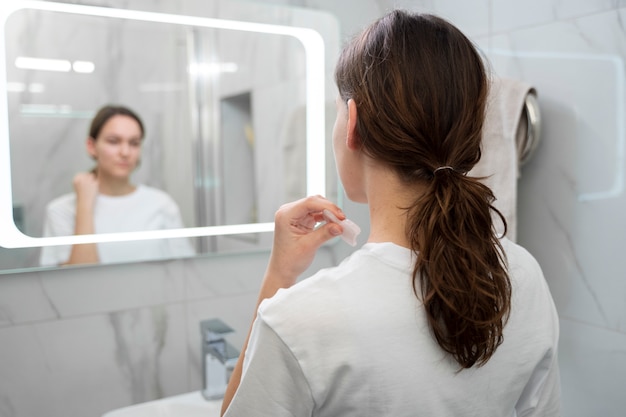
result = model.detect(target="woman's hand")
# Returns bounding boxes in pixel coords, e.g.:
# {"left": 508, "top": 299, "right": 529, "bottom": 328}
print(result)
{"left": 73, "top": 172, "right": 99, "bottom": 207}
{"left": 265, "top": 195, "right": 345, "bottom": 288}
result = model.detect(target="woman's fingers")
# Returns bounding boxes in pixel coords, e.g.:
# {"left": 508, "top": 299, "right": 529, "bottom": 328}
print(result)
{"left": 267, "top": 196, "right": 345, "bottom": 283}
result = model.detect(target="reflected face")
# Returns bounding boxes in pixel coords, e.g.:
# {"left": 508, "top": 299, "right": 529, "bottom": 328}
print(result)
{"left": 87, "top": 115, "right": 143, "bottom": 179}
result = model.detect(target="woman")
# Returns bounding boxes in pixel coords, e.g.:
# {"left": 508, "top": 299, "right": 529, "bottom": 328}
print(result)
{"left": 40, "top": 105, "right": 194, "bottom": 266}
{"left": 221, "top": 10, "right": 560, "bottom": 417}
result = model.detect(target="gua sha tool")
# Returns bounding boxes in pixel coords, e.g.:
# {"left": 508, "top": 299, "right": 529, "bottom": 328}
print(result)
{"left": 322, "top": 209, "right": 361, "bottom": 247}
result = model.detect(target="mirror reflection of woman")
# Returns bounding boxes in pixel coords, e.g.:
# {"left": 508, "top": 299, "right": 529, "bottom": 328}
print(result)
{"left": 39, "top": 105, "right": 194, "bottom": 266}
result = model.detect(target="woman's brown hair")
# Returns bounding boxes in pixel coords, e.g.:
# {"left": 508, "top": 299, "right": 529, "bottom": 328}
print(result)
{"left": 335, "top": 10, "right": 511, "bottom": 368}
{"left": 89, "top": 105, "right": 145, "bottom": 140}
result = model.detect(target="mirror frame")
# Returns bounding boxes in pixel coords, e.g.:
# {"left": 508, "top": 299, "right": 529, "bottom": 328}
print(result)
{"left": 0, "top": 0, "right": 327, "bottom": 249}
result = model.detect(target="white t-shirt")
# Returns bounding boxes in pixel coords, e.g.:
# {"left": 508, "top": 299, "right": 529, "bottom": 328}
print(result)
{"left": 39, "top": 185, "right": 195, "bottom": 266}
{"left": 224, "top": 240, "right": 561, "bottom": 417}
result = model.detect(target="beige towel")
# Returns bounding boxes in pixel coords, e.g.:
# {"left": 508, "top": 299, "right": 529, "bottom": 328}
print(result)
{"left": 470, "top": 78, "right": 537, "bottom": 242}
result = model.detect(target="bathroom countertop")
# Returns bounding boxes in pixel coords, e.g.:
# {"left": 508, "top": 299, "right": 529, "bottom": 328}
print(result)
{"left": 102, "top": 391, "right": 223, "bottom": 417}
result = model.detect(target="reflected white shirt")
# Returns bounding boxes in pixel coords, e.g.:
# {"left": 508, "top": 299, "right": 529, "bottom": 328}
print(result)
{"left": 39, "top": 184, "right": 195, "bottom": 266}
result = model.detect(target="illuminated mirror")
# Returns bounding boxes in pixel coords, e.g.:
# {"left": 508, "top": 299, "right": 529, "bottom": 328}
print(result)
{"left": 0, "top": 1, "right": 339, "bottom": 271}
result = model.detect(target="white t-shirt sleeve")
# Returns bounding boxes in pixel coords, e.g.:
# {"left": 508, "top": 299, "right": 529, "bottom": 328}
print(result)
{"left": 515, "top": 350, "right": 561, "bottom": 417}
{"left": 514, "top": 269, "right": 562, "bottom": 417}
{"left": 510, "top": 242, "right": 561, "bottom": 417}
{"left": 223, "top": 314, "right": 315, "bottom": 417}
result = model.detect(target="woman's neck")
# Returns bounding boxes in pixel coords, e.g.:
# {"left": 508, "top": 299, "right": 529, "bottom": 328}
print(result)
{"left": 97, "top": 176, "right": 136, "bottom": 196}
{"left": 364, "top": 165, "right": 426, "bottom": 249}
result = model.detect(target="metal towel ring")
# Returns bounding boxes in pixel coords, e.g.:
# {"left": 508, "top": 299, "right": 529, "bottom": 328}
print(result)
{"left": 519, "top": 92, "right": 541, "bottom": 165}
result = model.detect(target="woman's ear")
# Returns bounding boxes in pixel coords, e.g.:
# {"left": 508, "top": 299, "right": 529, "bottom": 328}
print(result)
{"left": 86, "top": 137, "right": 97, "bottom": 160}
{"left": 346, "top": 99, "right": 360, "bottom": 151}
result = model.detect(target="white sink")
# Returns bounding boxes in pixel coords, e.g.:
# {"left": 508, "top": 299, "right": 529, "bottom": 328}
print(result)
{"left": 102, "top": 391, "right": 222, "bottom": 417}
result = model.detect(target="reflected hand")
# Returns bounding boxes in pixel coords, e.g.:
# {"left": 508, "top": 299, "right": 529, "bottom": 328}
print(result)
{"left": 72, "top": 172, "right": 99, "bottom": 206}
{"left": 65, "top": 172, "right": 99, "bottom": 265}
{"left": 266, "top": 195, "right": 344, "bottom": 287}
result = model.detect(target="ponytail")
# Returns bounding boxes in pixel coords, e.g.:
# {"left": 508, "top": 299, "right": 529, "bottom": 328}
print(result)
{"left": 409, "top": 169, "right": 511, "bottom": 368}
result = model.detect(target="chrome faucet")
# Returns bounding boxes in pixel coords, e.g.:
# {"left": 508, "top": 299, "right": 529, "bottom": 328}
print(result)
{"left": 200, "top": 318, "right": 239, "bottom": 400}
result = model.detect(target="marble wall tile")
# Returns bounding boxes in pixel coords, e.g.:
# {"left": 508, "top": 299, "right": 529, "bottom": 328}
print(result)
{"left": 491, "top": 0, "right": 562, "bottom": 33}
{"left": 292, "top": 0, "right": 490, "bottom": 39}
{"left": 32, "top": 259, "right": 187, "bottom": 319}
{"left": 184, "top": 251, "right": 270, "bottom": 300}
{"left": 294, "top": 0, "right": 385, "bottom": 39}
{"left": 485, "top": 7, "right": 626, "bottom": 334}
{"left": 430, "top": 0, "right": 490, "bottom": 37}
{"left": 559, "top": 318, "right": 626, "bottom": 417}
{"left": 0, "top": 273, "right": 60, "bottom": 327}
{"left": 0, "top": 303, "right": 188, "bottom": 417}
{"left": 0, "top": 261, "right": 185, "bottom": 326}
{"left": 491, "top": 0, "right": 626, "bottom": 33}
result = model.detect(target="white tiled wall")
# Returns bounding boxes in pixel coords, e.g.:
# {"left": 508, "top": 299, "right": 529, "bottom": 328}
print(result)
{"left": 483, "top": 6, "right": 626, "bottom": 416}
{"left": 0, "top": 1, "right": 624, "bottom": 416}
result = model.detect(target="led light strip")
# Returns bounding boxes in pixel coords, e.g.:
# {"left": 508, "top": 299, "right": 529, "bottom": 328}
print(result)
{"left": 15, "top": 56, "right": 71, "bottom": 71}
{"left": 0, "top": 0, "right": 326, "bottom": 248}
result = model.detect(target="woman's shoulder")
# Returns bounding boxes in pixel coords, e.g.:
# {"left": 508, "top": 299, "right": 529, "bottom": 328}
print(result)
{"left": 43, "top": 193, "right": 77, "bottom": 228}
{"left": 500, "top": 238, "right": 555, "bottom": 306}
{"left": 46, "top": 192, "right": 76, "bottom": 212}
{"left": 501, "top": 238, "right": 543, "bottom": 276}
